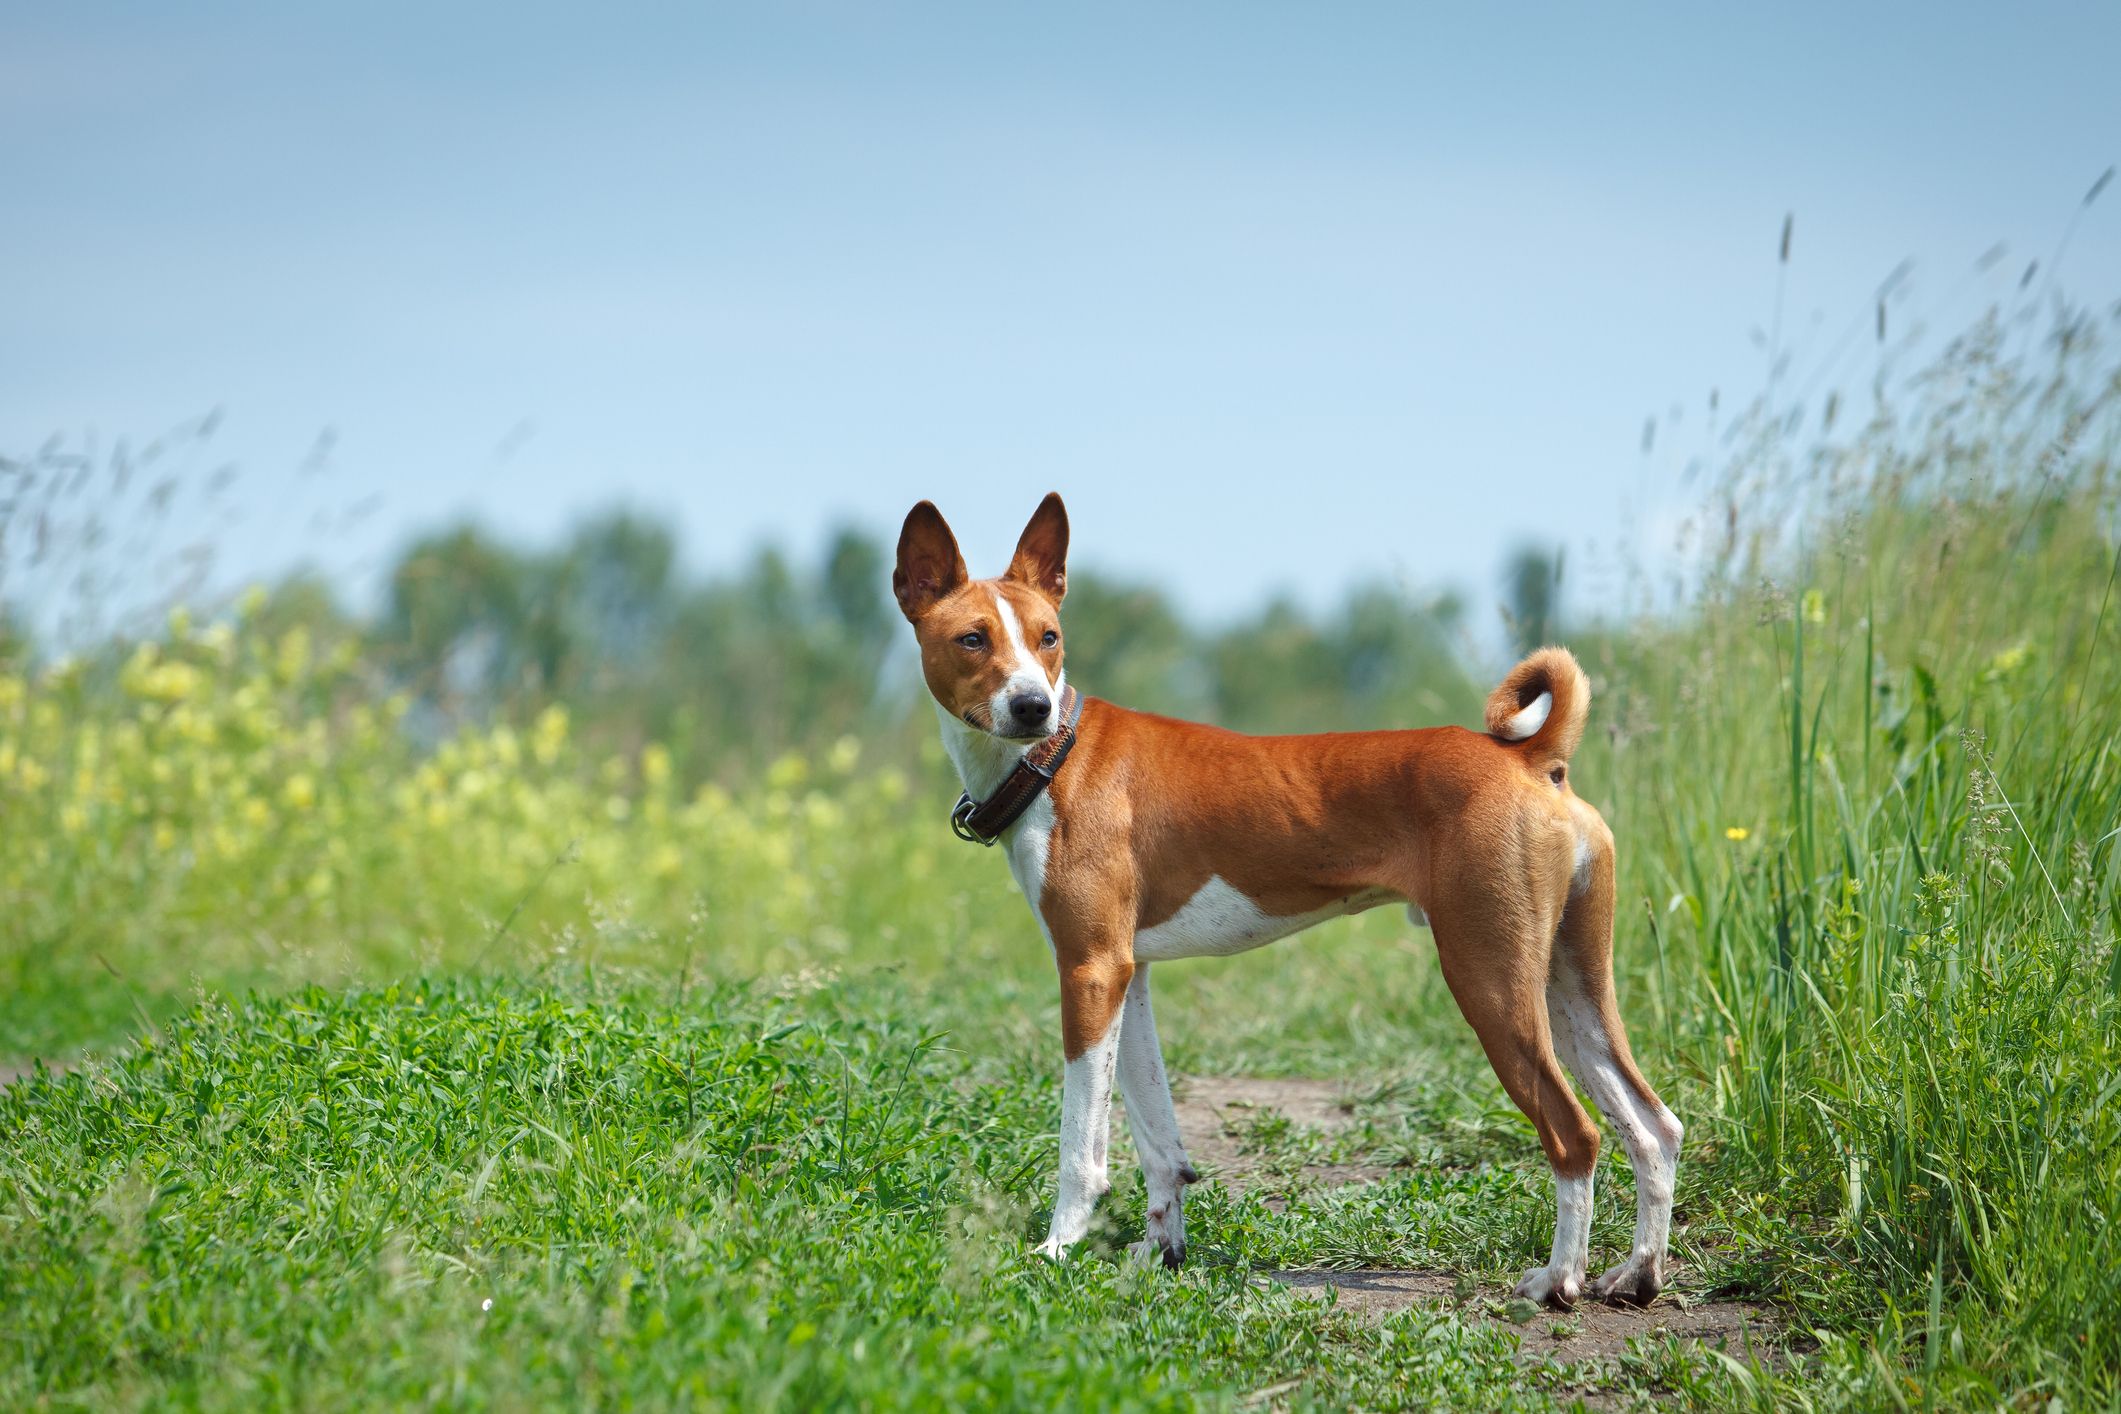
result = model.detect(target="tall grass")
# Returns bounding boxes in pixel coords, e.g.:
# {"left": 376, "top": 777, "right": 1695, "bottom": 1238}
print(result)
{"left": 1577, "top": 308, "right": 2121, "bottom": 1397}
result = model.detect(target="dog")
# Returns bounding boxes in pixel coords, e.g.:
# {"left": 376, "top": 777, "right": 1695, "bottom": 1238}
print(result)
{"left": 892, "top": 493, "right": 1682, "bottom": 1308}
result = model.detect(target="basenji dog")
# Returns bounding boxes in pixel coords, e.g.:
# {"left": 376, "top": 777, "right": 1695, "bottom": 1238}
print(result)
{"left": 893, "top": 493, "right": 1682, "bottom": 1308}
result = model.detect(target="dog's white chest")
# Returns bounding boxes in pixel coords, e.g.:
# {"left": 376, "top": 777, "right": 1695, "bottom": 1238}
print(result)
{"left": 1002, "top": 795, "right": 1058, "bottom": 946}
{"left": 1132, "top": 876, "right": 1353, "bottom": 961}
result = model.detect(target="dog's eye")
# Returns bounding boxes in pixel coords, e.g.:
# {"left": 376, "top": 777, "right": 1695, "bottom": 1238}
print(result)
{"left": 1041, "top": 630, "right": 1059, "bottom": 648}
{"left": 958, "top": 631, "right": 985, "bottom": 650}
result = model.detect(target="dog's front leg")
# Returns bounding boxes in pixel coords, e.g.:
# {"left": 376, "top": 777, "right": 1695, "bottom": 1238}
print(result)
{"left": 1034, "top": 954, "right": 1133, "bottom": 1260}
{"left": 1116, "top": 964, "right": 1198, "bottom": 1268}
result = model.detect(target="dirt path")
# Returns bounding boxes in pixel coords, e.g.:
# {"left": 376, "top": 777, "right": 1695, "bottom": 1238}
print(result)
{"left": 1166, "top": 1074, "right": 1780, "bottom": 1371}
{"left": 1172, "top": 1076, "right": 1396, "bottom": 1208}
{"left": 1, "top": 1058, "right": 78, "bottom": 1091}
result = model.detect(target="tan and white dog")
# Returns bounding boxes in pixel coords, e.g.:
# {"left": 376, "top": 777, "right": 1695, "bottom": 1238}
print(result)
{"left": 893, "top": 493, "right": 1682, "bottom": 1308}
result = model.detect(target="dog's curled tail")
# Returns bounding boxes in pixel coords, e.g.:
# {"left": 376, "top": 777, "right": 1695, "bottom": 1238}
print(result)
{"left": 1485, "top": 646, "right": 1590, "bottom": 771}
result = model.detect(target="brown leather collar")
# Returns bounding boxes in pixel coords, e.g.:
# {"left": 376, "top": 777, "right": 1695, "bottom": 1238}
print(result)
{"left": 949, "top": 684, "right": 1083, "bottom": 846}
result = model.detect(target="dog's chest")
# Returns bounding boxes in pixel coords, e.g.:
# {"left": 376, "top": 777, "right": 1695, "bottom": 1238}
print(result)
{"left": 1002, "top": 795, "right": 1058, "bottom": 942}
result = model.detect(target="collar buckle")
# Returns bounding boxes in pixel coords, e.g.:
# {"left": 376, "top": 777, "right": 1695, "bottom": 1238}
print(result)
{"left": 950, "top": 793, "right": 996, "bottom": 846}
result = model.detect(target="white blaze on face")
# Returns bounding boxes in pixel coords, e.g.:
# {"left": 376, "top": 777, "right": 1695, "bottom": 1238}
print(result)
{"left": 989, "top": 589, "right": 1056, "bottom": 736}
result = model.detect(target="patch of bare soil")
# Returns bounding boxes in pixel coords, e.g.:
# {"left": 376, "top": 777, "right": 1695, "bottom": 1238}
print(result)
{"left": 1169, "top": 1075, "right": 1781, "bottom": 1371}
{"left": 1, "top": 1058, "right": 76, "bottom": 1091}
{"left": 1274, "top": 1269, "right": 1778, "bottom": 1368}
{"left": 1169, "top": 1075, "right": 1390, "bottom": 1209}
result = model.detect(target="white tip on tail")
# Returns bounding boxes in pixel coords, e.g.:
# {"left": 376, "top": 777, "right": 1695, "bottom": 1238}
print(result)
{"left": 1500, "top": 690, "right": 1553, "bottom": 741}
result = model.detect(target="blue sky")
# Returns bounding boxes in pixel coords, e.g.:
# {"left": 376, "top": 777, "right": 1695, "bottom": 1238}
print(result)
{"left": 5, "top": 3, "right": 2117, "bottom": 641}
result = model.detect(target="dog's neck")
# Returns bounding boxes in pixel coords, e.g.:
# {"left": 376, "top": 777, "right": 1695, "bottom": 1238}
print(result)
{"left": 932, "top": 671, "right": 1068, "bottom": 803}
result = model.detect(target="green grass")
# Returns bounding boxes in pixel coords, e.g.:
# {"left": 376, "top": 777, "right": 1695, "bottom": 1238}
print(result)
{"left": 5, "top": 319, "right": 2121, "bottom": 1407}
{"left": 1, "top": 976, "right": 1765, "bottom": 1410}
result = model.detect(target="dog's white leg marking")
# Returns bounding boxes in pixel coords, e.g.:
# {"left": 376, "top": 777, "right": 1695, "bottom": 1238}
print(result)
{"left": 1548, "top": 965, "right": 1683, "bottom": 1302}
{"left": 1515, "top": 993, "right": 1596, "bottom": 1305}
{"left": 1035, "top": 1006, "right": 1122, "bottom": 1260}
{"left": 1114, "top": 965, "right": 1195, "bottom": 1268}
{"left": 1514, "top": 1171, "right": 1593, "bottom": 1307}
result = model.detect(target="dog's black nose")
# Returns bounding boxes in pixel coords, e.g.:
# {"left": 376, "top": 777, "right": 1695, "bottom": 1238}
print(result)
{"left": 1008, "top": 691, "right": 1052, "bottom": 727}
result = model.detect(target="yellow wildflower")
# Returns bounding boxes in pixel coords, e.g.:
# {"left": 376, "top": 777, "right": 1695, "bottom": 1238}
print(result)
{"left": 275, "top": 628, "right": 311, "bottom": 684}
{"left": 243, "top": 797, "right": 272, "bottom": 827}
{"left": 140, "top": 662, "right": 200, "bottom": 703}
{"left": 532, "top": 705, "right": 569, "bottom": 765}
{"left": 641, "top": 743, "right": 673, "bottom": 786}
{"left": 1984, "top": 640, "right": 2031, "bottom": 680}
{"left": 803, "top": 793, "right": 845, "bottom": 832}
{"left": 283, "top": 773, "right": 317, "bottom": 811}
{"left": 1724, "top": 826, "right": 1750, "bottom": 842}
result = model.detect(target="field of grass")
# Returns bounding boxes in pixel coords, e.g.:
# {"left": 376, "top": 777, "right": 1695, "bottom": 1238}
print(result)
{"left": 5, "top": 317, "right": 2121, "bottom": 1408}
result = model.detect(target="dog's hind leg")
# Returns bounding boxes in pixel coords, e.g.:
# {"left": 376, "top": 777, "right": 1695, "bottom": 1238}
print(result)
{"left": 1546, "top": 814, "right": 1683, "bottom": 1305}
{"left": 1115, "top": 964, "right": 1198, "bottom": 1268}
{"left": 1427, "top": 888, "right": 1602, "bottom": 1309}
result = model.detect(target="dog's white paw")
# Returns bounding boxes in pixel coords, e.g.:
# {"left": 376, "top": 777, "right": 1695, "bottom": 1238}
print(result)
{"left": 1140, "top": 1196, "right": 1186, "bottom": 1268}
{"left": 1126, "top": 1235, "right": 1185, "bottom": 1270}
{"left": 1031, "top": 1236, "right": 1069, "bottom": 1263}
{"left": 1591, "top": 1252, "right": 1664, "bottom": 1307}
{"left": 1513, "top": 1264, "right": 1582, "bottom": 1310}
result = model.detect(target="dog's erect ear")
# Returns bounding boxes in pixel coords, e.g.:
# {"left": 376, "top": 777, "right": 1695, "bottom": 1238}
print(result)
{"left": 1006, "top": 492, "right": 1069, "bottom": 604}
{"left": 893, "top": 501, "right": 969, "bottom": 621}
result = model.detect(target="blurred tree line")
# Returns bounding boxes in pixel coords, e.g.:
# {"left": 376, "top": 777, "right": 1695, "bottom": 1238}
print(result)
{"left": 342, "top": 511, "right": 1516, "bottom": 780}
{"left": 5, "top": 497, "right": 1564, "bottom": 784}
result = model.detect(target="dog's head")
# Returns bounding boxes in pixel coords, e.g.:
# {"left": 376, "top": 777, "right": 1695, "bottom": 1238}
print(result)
{"left": 893, "top": 493, "right": 1069, "bottom": 740}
